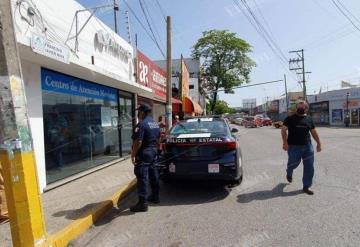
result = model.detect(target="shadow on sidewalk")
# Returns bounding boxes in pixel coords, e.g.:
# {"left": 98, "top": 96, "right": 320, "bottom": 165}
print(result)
{"left": 237, "top": 183, "right": 303, "bottom": 203}
{"left": 52, "top": 202, "right": 104, "bottom": 220}
{"left": 94, "top": 180, "right": 230, "bottom": 226}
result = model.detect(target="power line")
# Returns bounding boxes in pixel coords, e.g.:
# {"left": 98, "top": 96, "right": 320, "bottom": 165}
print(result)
{"left": 331, "top": 0, "right": 360, "bottom": 33}
{"left": 253, "top": 0, "right": 275, "bottom": 39}
{"left": 137, "top": 0, "right": 165, "bottom": 56}
{"left": 232, "top": 0, "right": 288, "bottom": 68}
{"left": 335, "top": 0, "right": 360, "bottom": 25}
{"left": 154, "top": 0, "right": 167, "bottom": 21}
{"left": 123, "top": 0, "right": 165, "bottom": 57}
{"left": 140, "top": 0, "right": 165, "bottom": 48}
{"left": 240, "top": 0, "right": 288, "bottom": 62}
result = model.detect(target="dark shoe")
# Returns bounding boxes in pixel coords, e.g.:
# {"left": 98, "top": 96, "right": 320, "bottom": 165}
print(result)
{"left": 303, "top": 187, "right": 314, "bottom": 195}
{"left": 286, "top": 175, "right": 292, "bottom": 183}
{"left": 130, "top": 201, "right": 148, "bottom": 212}
{"left": 147, "top": 195, "right": 160, "bottom": 204}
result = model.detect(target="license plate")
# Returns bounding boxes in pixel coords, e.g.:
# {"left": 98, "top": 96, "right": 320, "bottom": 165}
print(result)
{"left": 169, "top": 163, "right": 176, "bottom": 173}
{"left": 208, "top": 163, "right": 219, "bottom": 173}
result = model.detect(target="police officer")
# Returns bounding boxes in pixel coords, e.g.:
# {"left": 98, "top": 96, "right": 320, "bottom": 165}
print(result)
{"left": 130, "top": 104, "right": 160, "bottom": 212}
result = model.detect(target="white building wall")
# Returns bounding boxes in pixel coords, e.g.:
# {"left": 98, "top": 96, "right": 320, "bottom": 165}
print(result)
{"left": 10, "top": 0, "right": 154, "bottom": 191}
{"left": 189, "top": 78, "right": 199, "bottom": 102}
{"left": 12, "top": 0, "right": 137, "bottom": 85}
{"left": 279, "top": 97, "right": 287, "bottom": 113}
{"left": 21, "top": 60, "right": 47, "bottom": 190}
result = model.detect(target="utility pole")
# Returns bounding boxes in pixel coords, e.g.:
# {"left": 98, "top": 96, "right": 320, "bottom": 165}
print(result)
{"left": 0, "top": 1, "right": 47, "bottom": 246}
{"left": 284, "top": 74, "right": 288, "bottom": 112}
{"left": 113, "top": 0, "right": 119, "bottom": 33}
{"left": 165, "top": 16, "right": 172, "bottom": 130}
{"left": 289, "top": 49, "right": 310, "bottom": 101}
{"left": 125, "top": 10, "right": 132, "bottom": 45}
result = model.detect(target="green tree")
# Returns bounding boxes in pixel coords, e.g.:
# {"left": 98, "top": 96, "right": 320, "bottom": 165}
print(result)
{"left": 192, "top": 30, "right": 256, "bottom": 113}
{"left": 206, "top": 100, "right": 236, "bottom": 115}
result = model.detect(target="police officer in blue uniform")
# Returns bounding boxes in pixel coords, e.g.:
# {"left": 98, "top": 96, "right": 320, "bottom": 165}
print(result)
{"left": 130, "top": 104, "right": 160, "bottom": 212}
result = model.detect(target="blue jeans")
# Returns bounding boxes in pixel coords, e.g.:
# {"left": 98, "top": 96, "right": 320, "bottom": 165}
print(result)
{"left": 287, "top": 142, "right": 315, "bottom": 188}
{"left": 134, "top": 161, "right": 159, "bottom": 200}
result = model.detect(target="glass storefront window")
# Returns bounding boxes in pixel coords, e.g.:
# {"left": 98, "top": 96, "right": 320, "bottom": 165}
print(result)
{"left": 119, "top": 92, "right": 134, "bottom": 156}
{"left": 351, "top": 109, "right": 359, "bottom": 125}
{"left": 42, "top": 68, "right": 122, "bottom": 184}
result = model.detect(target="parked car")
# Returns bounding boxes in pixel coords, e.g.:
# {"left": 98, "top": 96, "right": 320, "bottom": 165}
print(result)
{"left": 162, "top": 116, "right": 243, "bottom": 184}
{"left": 254, "top": 116, "right": 264, "bottom": 127}
{"left": 243, "top": 116, "right": 257, "bottom": 128}
{"left": 262, "top": 117, "right": 272, "bottom": 126}
{"left": 233, "top": 117, "right": 244, "bottom": 126}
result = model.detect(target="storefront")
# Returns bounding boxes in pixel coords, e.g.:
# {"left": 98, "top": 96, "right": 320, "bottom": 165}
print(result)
{"left": 12, "top": 0, "right": 154, "bottom": 191}
{"left": 330, "top": 99, "right": 359, "bottom": 126}
{"left": 308, "top": 87, "right": 360, "bottom": 126}
{"left": 41, "top": 69, "right": 136, "bottom": 183}
{"left": 137, "top": 50, "right": 167, "bottom": 121}
{"left": 309, "top": 101, "right": 330, "bottom": 125}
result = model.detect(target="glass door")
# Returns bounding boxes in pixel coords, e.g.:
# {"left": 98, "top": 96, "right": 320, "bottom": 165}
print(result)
{"left": 351, "top": 109, "right": 359, "bottom": 125}
{"left": 119, "top": 92, "right": 134, "bottom": 156}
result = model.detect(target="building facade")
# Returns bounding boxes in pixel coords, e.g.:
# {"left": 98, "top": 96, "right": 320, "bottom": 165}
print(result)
{"left": 308, "top": 87, "right": 360, "bottom": 126}
{"left": 154, "top": 57, "right": 205, "bottom": 117}
{"left": 11, "top": 0, "right": 156, "bottom": 191}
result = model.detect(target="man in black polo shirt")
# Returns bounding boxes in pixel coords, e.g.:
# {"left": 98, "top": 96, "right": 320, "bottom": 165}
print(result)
{"left": 281, "top": 101, "right": 322, "bottom": 195}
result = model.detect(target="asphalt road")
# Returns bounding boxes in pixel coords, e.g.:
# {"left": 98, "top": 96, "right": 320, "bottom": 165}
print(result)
{"left": 73, "top": 126, "right": 360, "bottom": 247}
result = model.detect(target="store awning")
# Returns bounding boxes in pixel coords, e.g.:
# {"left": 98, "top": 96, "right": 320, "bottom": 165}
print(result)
{"left": 184, "top": 96, "right": 203, "bottom": 115}
{"left": 172, "top": 97, "right": 182, "bottom": 104}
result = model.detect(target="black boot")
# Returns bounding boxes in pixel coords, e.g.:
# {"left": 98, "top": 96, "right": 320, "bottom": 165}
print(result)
{"left": 130, "top": 198, "right": 148, "bottom": 212}
{"left": 147, "top": 194, "right": 160, "bottom": 204}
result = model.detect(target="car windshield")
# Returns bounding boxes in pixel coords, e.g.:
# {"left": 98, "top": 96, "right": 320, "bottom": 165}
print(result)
{"left": 170, "top": 119, "right": 228, "bottom": 135}
{"left": 245, "top": 117, "right": 254, "bottom": 121}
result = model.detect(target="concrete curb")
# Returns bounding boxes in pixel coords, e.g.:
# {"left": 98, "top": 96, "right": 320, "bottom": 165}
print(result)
{"left": 44, "top": 178, "right": 137, "bottom": 247}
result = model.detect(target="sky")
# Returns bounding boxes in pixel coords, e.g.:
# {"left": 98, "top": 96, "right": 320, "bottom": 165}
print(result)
{"left": 78, "top": 0, "right": 360, "bottom": 107}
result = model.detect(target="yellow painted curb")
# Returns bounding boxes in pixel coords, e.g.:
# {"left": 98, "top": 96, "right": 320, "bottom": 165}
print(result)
{"left": 44, "top": 178, "right": 137, "bottom": 247}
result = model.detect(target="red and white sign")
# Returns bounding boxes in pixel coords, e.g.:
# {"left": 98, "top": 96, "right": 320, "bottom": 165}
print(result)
{"left": 137, "top": 50, "right": 167, "bottom": 100}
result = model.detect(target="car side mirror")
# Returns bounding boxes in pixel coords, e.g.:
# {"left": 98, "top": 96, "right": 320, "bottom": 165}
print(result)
{"left": 231, "top": 128, "right": 238, "bottom": 133}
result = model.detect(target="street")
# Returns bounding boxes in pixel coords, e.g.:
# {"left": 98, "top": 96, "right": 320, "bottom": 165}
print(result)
{"left": 72, "top": 126, "right": 360, "bottom": 247}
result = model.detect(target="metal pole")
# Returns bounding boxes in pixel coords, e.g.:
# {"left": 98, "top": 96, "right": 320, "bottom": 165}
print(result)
{"left": 0, "top": 1, "right": 47, "bottom": 245}
{"left": 284, "top": 74, "right": 288, "bottom": 112}
{"left": 346, "top": 92, "right": 350, "bottom": 127}
{"left": 301, "top": 49, "right": 307, "bottom": 101}
{"left": 166, "top": 16, "right": 172, "bottom": 130}
{"left": 113, "top": 0, "right": 118, "bottom": 33}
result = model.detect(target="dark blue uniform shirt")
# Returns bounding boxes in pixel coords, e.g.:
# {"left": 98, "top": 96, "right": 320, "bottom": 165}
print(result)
{"left": 132, "top": 115, "right": 160, "bottom": 163}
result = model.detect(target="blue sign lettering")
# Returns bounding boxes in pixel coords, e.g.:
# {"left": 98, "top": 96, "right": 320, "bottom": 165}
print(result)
{"left": 41, "top": 68, "right": 117, "bottom": 102}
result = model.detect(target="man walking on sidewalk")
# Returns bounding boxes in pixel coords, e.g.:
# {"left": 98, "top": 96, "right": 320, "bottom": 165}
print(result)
{"left": 130, "top": 104, "right": 160, "bottom": 212}
{"left": 281, "top": 101, "right": 322, "bottom": 195}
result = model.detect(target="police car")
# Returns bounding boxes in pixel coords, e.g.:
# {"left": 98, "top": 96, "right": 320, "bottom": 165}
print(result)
{"left": 161, "top": 117, "right": 243, "bottom": 184}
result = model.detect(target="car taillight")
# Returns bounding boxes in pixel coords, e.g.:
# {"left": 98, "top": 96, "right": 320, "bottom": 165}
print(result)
{"left": 224, "top": 141, "right": 237, "bottom": 150}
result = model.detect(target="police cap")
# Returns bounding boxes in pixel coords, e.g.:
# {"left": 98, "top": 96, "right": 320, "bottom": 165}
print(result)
{"left": 136, "top": 104, "right": 152, "bottom": 113}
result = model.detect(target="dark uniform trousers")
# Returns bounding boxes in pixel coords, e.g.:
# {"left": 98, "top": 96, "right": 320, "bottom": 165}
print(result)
{"left": 132, "top": 114, "right": 161, "bottom": 202}
{"left": 134, "top": 151, "right": 160, "bottom": 200}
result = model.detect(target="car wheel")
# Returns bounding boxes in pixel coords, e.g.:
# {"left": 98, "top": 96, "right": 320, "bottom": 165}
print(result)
{"left": 229, "top": 175, "right": 243, "bottom": 187}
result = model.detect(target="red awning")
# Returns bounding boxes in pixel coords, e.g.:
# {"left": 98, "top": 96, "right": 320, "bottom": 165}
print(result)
{"left": 183, "top": 96, "right": 203, "bottom": 115}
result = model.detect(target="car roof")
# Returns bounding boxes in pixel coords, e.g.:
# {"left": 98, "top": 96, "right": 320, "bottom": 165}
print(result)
{"left": 184, "top": 117, "right": 225, "bottom": 123}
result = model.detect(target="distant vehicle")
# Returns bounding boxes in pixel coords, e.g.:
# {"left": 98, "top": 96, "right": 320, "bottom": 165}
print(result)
{"left": 162, "top": 117, "right": 243, "bottom": 184}
{"left": 233, "top": 117, "right": 244, "bottom": 126}
{"left": 273, "top": 121, "right": 283, "bottom": 128}
{"left": 243, "top": 116, "right": 257, "bottom": 128}
{"left": 254, "top": 116, "right": 264, "bottom": 127}
{"left": 262, "top": 117, "right": 272, "bottom": 126}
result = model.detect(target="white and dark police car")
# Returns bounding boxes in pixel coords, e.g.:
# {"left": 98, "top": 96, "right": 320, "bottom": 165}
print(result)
{"left": 161, "top": 117, "right": 243, "bottom": 184}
